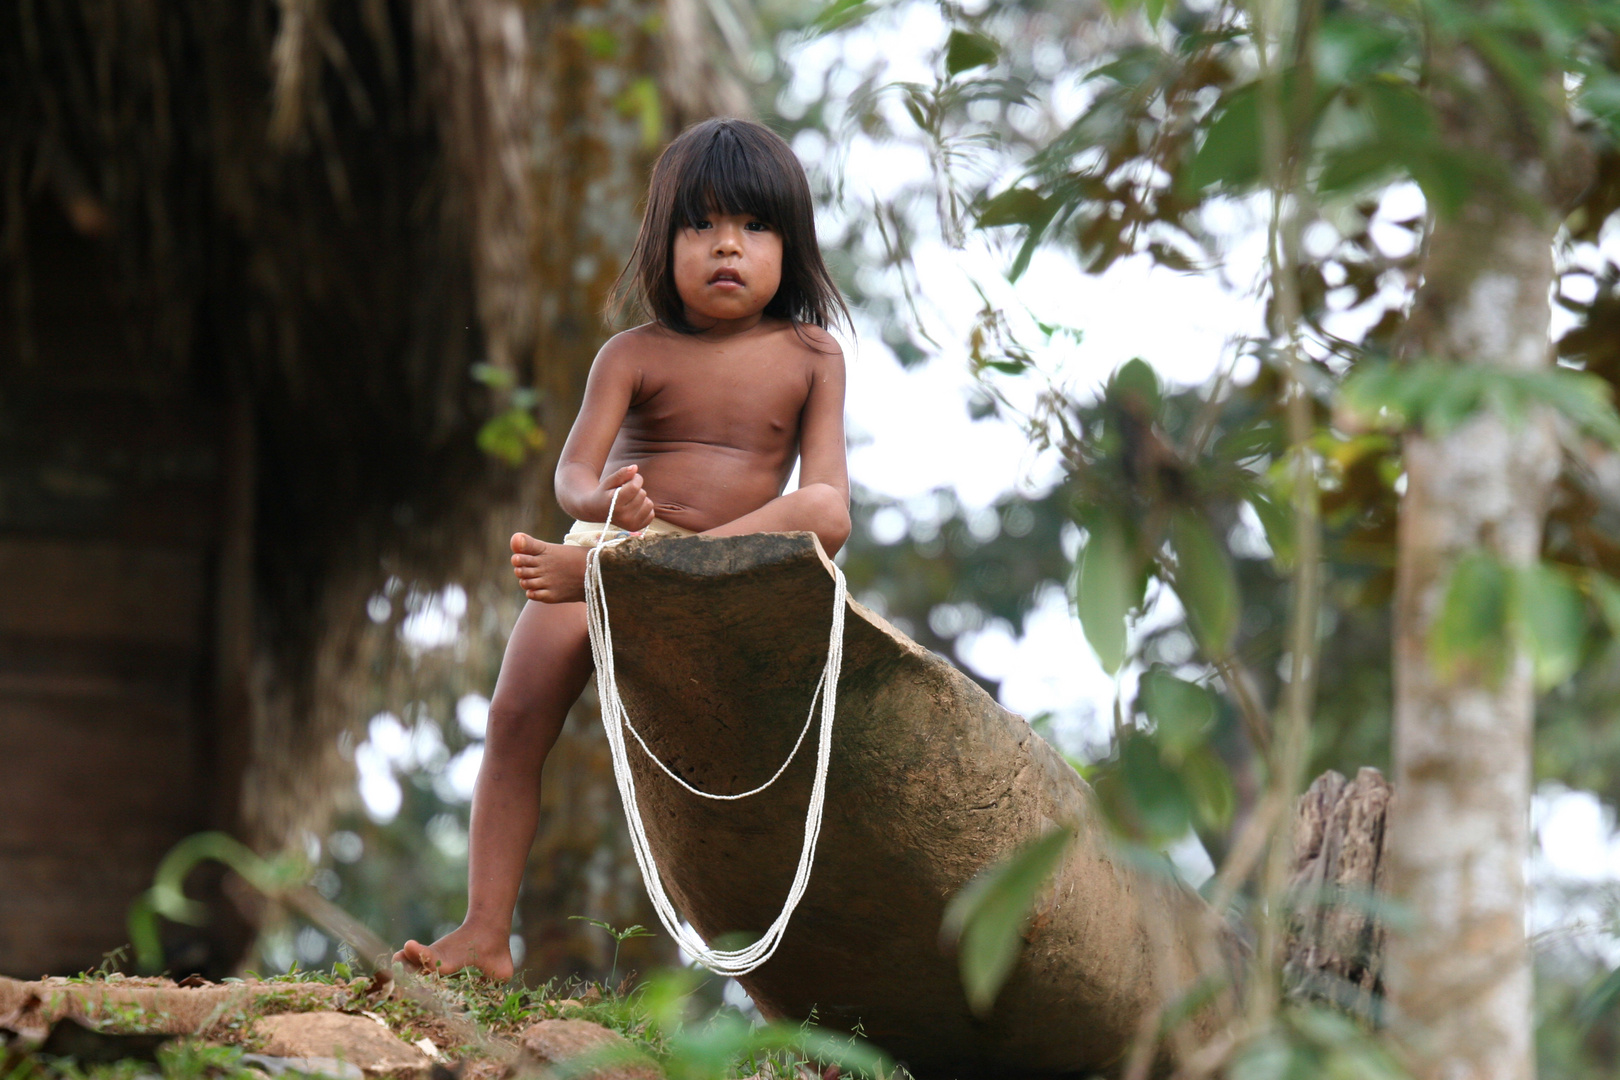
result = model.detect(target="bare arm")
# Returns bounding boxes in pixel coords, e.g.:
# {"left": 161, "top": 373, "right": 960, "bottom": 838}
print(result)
{"left": 703, "top": 335, "right": 851, "bottom": 553}
{"left": 553, "top": 339, "right": 656, "bottom": 529}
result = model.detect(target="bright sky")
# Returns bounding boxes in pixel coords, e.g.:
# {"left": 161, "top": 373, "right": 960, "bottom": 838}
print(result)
{"left": 346, "top": 0, "right": 1620, "bottom": 961}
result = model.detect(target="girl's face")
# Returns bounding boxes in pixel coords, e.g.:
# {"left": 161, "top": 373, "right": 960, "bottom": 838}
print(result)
{"left": 671, "top": 211, "right": 783, "bottom": 332}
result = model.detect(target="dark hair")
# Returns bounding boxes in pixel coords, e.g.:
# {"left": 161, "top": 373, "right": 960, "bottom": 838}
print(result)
{"left": 610, "top": 118, "right": 850, "bottom": 335}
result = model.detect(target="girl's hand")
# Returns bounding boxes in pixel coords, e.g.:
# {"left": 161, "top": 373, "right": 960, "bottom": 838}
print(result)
{"left": 595, "top": 464, "right": 656, "bottom": 530}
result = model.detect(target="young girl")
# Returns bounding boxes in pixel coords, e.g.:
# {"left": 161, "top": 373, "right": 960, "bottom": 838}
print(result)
{"left": 396, "top": 118, "right": 852, "bottom": 980}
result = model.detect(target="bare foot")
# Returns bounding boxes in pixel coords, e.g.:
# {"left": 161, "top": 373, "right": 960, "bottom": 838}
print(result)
{"left": 510, "top": 533, "right": 590, "bottom": 604}
{"left": 394, "top": 925, "right": 514, "bottom": 981}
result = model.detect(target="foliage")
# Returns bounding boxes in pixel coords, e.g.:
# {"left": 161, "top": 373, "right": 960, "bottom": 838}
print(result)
{"left": 938, "top": 826, "right": 1075, "bottom": 1014}
{"left": 794, "top": 0, "right": 1620, "bottom": 1069}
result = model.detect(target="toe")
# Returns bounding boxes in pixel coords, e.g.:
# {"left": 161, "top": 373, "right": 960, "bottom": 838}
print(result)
{"left": 511, "top": 532, "right": 546, "bottom": 556}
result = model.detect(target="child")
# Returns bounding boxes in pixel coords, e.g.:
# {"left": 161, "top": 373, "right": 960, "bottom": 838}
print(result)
{"left": 395, "top": 118, "right": 852, "bottom": 980}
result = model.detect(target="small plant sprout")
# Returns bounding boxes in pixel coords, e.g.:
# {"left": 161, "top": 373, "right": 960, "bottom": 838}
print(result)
{"left": 568, "top": 917, "right": 657, "bottom": 986}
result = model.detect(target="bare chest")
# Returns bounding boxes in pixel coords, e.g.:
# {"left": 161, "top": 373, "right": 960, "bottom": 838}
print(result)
{"left": 625, "top": 352, "right": 810, "bottom": 451}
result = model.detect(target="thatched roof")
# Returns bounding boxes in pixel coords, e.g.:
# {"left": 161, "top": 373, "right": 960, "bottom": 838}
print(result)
{"left": 2, "top": 0, "right": 749, "bottom": 849}
{"left": 0, "top": 0, "right": 591, "bottom": 845}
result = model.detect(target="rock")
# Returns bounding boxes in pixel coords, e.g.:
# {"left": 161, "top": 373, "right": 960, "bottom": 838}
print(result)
{"left": 255, "top": 1012, "right": 429, "bottom": 1080}
{"left": 518, "top": 1019, "right": 659, "bottom": 1080}
{"left": 241, "top": 1053, "right": 366, "bottom": 1080}
{"left": 0, "top": 976, "right": 353, "bottom": 1036}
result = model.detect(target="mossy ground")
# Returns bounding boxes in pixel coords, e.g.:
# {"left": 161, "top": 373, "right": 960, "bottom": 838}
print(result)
{"left": 2, "top": 966, "right": 890, "bottom": 1080}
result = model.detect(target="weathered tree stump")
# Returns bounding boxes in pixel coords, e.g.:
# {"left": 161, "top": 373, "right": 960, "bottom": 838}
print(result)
{"left": 1283, "top": 767, "right": 1393, "bottom": 1021}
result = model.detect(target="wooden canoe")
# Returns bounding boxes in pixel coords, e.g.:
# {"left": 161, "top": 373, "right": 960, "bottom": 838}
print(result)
{"left": 598, "top": 533, "right": 1226, "bottom": 1078}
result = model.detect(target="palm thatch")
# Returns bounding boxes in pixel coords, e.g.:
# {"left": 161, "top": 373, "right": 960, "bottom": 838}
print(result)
{"left": 2, "top": 0, "right": 537, "bottom": 846}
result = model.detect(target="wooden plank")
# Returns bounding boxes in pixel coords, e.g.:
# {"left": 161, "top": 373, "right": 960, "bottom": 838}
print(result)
{"left": 0, "top": 539, "right": 205, "bottom": 646}
{"left": 0, "top": 693, "right": 198, "bottom": 850}
{"left": 0, "top": 849, "right": 165, "bottom": 978}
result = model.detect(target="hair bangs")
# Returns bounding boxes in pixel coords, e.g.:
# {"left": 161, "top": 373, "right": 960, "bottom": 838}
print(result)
{"left": 670, "top": 128, "right": 794, "bottom": 230}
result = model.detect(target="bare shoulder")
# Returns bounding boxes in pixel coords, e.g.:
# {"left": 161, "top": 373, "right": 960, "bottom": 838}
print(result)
{"left": 595, "top": 323, "right": 664, "bottom": 366}
{"left": 778, "top": 322, "right": 844, "bottom": 378}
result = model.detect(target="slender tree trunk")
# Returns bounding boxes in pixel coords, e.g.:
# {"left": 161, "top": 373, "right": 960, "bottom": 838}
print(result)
{"left": 1384, "top": 41, "right": 1577, "bottom": 1080}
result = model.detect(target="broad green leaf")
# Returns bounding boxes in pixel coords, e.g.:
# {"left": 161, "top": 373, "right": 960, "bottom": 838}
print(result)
{"left": 977, "top": 187, "right": 1050, "bottom": 229}
{"left": 1511, "top": 562, "right": 1586, "bottom": 690}
{"left": 940, "top": 827, "right": 1075, "bottom": 1015}
{"left": 1085, "top": 47, "right": 1163, "bottom": 88}
{"left": 1340, "top": 363, "right": 1620, "bottom": 445}
{"left": 945, "top": 29, "right": 999, "bottom": 76}
{"left": 1137, "top": 667, "right": 1215, "bottom": 757}
{"left": 1581, "top": 73, "right": 1620, "bottom": 134}
{"left": 1362, "top": 81, "right": 1437, "bottom": 143}
{"left": 1120, "top": 734, "right": 1192, "bottom": 841}
{"left": 1318, "top": 142, "right": 1405, "bottom": 197}
{"left": 1429, "top": 550, "right": 1509, "bottom": 679}
{"left": 1185, "top": 84, "right": 1261, "bottom": 192}
{"left": 1075, "top": 511, "right": 1135, "bottom": 673}
{"left": 1170, "top": 510, "right": 1240, "bottom": 656}
{"left": 808, "top": 0, "right": 876, "bottom": 34}
{"left": 1313, "top": 14, "right": 1409, "bottom": 86}
{"left": 1006, "top": 199, "right": 1060, "bottom": 281}
{"left": 1247, "top": 491, "right": 1296, "bottom": 569}
{"left": 1181, "top": 746, "right": 1237, "bottom": 830}
{"left": 1592, "top": 574, "right": 1620, "bottom": 638}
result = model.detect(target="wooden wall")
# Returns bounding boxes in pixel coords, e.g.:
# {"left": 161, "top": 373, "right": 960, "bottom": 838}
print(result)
{"left": 0, "top": 205, "right": 250, "bottom": 977}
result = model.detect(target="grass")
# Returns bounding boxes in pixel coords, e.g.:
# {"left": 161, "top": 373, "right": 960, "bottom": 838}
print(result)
{"left": 6, "top": 960, "right": 901, "bottom": 1080}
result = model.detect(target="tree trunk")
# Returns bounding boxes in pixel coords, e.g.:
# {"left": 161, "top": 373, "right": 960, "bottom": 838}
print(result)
{"left": 596, "top": 533, "right": 1233, "bottom": 1078}
{"left": 1384, "top": 41, "right": 1574, "bottom": 1080}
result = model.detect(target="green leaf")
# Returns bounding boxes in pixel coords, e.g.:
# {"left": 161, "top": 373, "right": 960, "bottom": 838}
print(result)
{"left": 478, "top": 408, "right": 546, "bottom": 466}
{"left": 1228, "top": 1030, "right": 1296, "bottom": 1080}
{"left": 1119, "top": 734, "right": 1193, "bottom": 840}
{"left": 1577, "top": 964, "right": 1620, "bottom": 1028}
{"left": 1511, "top": 562, "right": 1587, "bottom": 690}
{"left": 977, "top": 187, "right": 1050, "bottom": 229}
{"left": 1247, "top": 491, "right": 1296, "bottom": 569}
{"left": 945, "top": 29, "right": 999, "bottom": 76}
{"left": 1581, "top": 73, "right": 1620, "bottom": 135}
{"left": 1429, "top": 550, "right": 1509, "bottom": 679}
{"left": 1181, "top": 747, "right": 1236, "bottom": 830}
{"left": 1339, "top": 363, "right": 1620, "bottom": 445}
{"left": 1170, "top": 510, "right": 1240, "bottom": 656}
{"left": 1075, "top": 512, "right": 1136, "bottom": 673}
{"left": 1313, "top": 14, "right": 1409, "bottom": 87}
{"left": 1137, "top": 667, "right": 1215, "bottom": 758}
{"left": 1592, "top": 574, "right": 1620, "bottom": 638}
{"left": 470, "top": 361, "right": 516, "bottom": 391}
{"left": 1185, "top": 84, "right": 1261, "bottom": 192}
{"left": 807, "top": 0, "right": 876, "bottom": 34}
{"left": 940, "top": 827, "right": 1075, "bottom": 1016}
{"left": 614, "top": 77, "right": 664, "bottom": 150}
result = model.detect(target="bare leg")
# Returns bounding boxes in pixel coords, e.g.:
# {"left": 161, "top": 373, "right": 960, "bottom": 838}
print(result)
{"left": 394, "top": 599, "right": 593, "bottom": 979}
{"left": 510, "top": 484, "right": 850, "bottom": 602}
